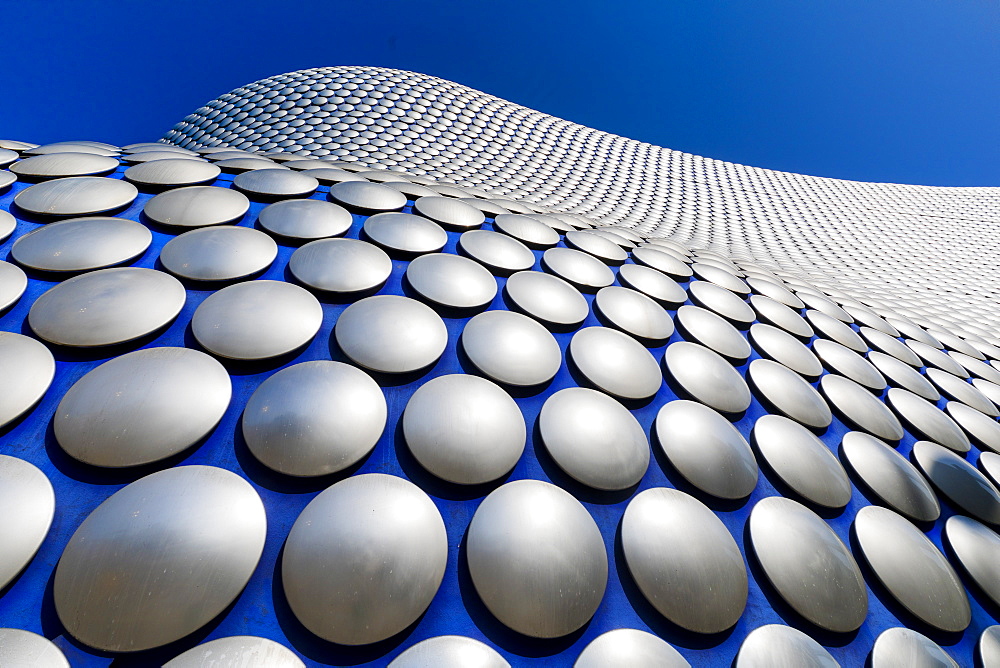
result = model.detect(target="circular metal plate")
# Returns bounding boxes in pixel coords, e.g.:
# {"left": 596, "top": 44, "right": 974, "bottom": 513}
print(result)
{"left": 735, "top": 625, "right": 839, "bottom": 668}
{"left": 840, "top": 431, "right": 940, "bottom": 523}
{"left": 595, "top": 286, "right": 674, "bottom": 342}
{"left": 159, "top": 226, "right": 277, "bottom": 281}
{"left": 124, "top": 158, "right": 221, "bottom": 188}
{"left": 504, "top": 270, "right": 589, "bottom": 327}
{"left": 663, "top": 341, "right": 751, "bottom": 413}
{"left": 406, "top": 253, "right": 497, "bottom": 309}
{"left": 870, "top": 628, "right": 958, "bottom": 668}
{"left": 389, "top": 636, "right": 510, "bottom": 668}
{"left": 750, "top": 324, "right": 822, "bottom": 378}
{"left": 0, "top": 456, "right": 54, "bottom": 591}
{"left": 813, "top": 339, "right": 886, "bottom": 391}
{"left": 232, "top": 168, "right": 318, "bottom": 198}
{"left": 289, "top": 238, "right": 392, "bottom": 293}
{"left": 363, "top": 212, "right": 447, "bottom": 255}
{"left": 820, "top": 374, "right": 903, "bottom": 441}
{"left": 748, "top": 359, "right": 832, "bottom": 429}
{"left": 618, "top": 263, "right": 688, "bottom": 306}
{"left": 10, "top": 152, "right": 118, "bottom": 179}
{"left": 15, "top": 176, "right": 137, "bottom": 217}
{"left": 493, "top": 213, "right": 560, "bottom": 248}
{"left": 574, "top": 629, "right": 689, "bottom": 668}
{"left": 542, "top": 247, "right": 615, "bottom": 290}
{"left": 54, "top": 466, "right": 266, "bottom": 652}
{"left": 912, "top": 439, "right": 1000, "bottom": 525}
{"left": 458, "top": 229, "right": 535, "bottom": 274}
{"left": 336, "top": 295, "right": 448, "bottom": 374}
{"left": 461, "top": 310, "right": 561, "bottom": 386}
{"left": 11, "top": 216, "right": 151, "bottom": 273}
{"left": 0, "top": 629, "right": 69, "bottom": 668}
{"left": 676, "top": 305, "right": 751, "bottom": 362}
{"left": 569, "top": 326, "right": 662, "bottom": 400}
{"left": 257, "top": 199, "right": 353, "bottom": 241}
{"left": 0, "top": 331, "right": 55, "bottom": 428}
{"left": 945, "top": 515, "right": 1000, "bottom": 610}
{"left": 144, "top": 186, "right": 250, "bottom": 228}
{"left": 886, "top": 388, "right": 970, "bottom": 452}
{"left": 163, "top": 636, "right": 304, "bottom": 668}
{"left": 329, "top": 180, "right": 407, "bottom": 212}
{"left": 413, "top": 196, "right": 485, "bottom": 230}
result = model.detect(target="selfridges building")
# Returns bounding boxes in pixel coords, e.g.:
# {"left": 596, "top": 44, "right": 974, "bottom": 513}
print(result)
{"left": 1, "top": 66, "right": 1000, "bottom": 666}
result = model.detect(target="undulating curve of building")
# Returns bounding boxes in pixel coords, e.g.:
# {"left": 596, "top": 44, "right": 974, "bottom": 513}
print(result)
{"left": 1, "top": 66, "right": 1000, "bottom": 666}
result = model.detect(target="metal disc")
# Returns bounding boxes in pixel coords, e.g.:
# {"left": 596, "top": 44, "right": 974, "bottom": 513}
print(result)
{"left": 406, "top": 252, "right": 497, "bottom": 309}
{"left": 944, "top": 515, "right": 1000, "bottom": 610}
{"left": 813, "top": 339, "right": 886, "bottom": 391}
{"left": 258, "top": 198, "right": 351, "bottom": 240}
{"left": 413, "top": 196, "right": 485, "bottom": 230}
{"left": 748, "top": 496, "right": 867, "bottom": 632}
{"left": 870, "top": 628, "right": 958, "bottom": 668}
{"left": 655, "top": 399, "right": 757, "bottom": 498}
{"left": 542, "top": 247, "right": 615, "bottom": 290}
{"left": 289, "top": 238, "right": 392, "bottom": 293}
{"left": 389, "top": 636, "right": 510, "bottom": 668}
{"left": 539, "top": 387, "right": 649, "bottom": 490}
{"left": 907, "top": 340, "right": 969, "bottom": 377}
{"left": 10, "top": 152, "right": 118, "bottom": 179}
{"left": 807, "top": 310, "right": 867, "bottom": 352}
{"left": 461, "top": 309, "right": 561, "bottom": 386}
{"left": 676, "top": 305, "right": 751, "bottom": 361}
{"left": 242, "top": 360, "right": 386, "bottom": 476}
{"left": 870, "top": 351, "right": 940, "bottom": 400}
{"left": 329, "top": 180, "right": 407, "bottom": 212}
{"left": 363, "top": 212, "right": 447, "bottom": 254}
{"left": 336, "top": 295, "right": 448, "bottom": 374}
{"left": 980, "top": 627, "right": 1000, "bottom": 668}
{"left": 163, "top": 636, "right": 304, "bottom": 668}
{"left": 123, "top": 158, "right": 221, "bottom": 188}
{"left": 820, "top": 374, "right": 903, "bottom": 441}
{"left": 144, "top": 186, "right": 250, "bottom": 228}
{"left": 28, "top": 267, "right": 185, "bottom": 347}
{"left": 232, "top": 168, "right": 318, "bottom": 198}
{"left": 946, "top": 401, "right": 1000, "bottom": 453}
{"left": 574, "top": 629, "right": 689, "bottom": 668}
{"left": 0, "top": 331, "right": 55, "bottom": 428}
{"left": 752, "top": 414, "right": 851, "bottom": 508}
{"left": 0, "top": 629, "right": 69, "bottom": 668}
{"left": 503, "top": 270, "right": 589, "bottom": 327}
{"left": 861, "top": 327, "right": 921, "bottom": 366}
{"left": 159, "top": 226, "right": 277, "bottom": 281}
{"left": 564, "top": 230, "right": 628, "bottom": 264}
{"left": 0, "top": 456, "right": 54, "bottom": 591}
{"left": 618, "top": 263, "right": 688, "bottom": 306}
{"left": 0, "top": 210, "right": 15, "bottom": 242}
{"left": 403, "top": 374, "right": 525, "bottom": 485}
{"left": 569, "top": 326, "right": 662, "bottom": 400}
{"left": 748, "top": 359, "right": 832, "bottom": 429}
{"left": 750, "top": 295, "right": 814, "bottom": 339}
{"left": 631, "top": 246, "right": 692, "bottom": 279}
{"left": 11, "top": 216, "right": 152, "bottom": 272}
{"left": 55, "top": 347, "right": 231, "bottom": 468}
{"left": 886, "top": 388, "right": 970, "bottom": 452}
{"left": 854, "top": 506, "right": 970, "bottom": 632}
{"left": 457, "top": 229, "right": 536, "bottom": 274}
{"left": 192, "top": 280, "right": 323, "bottom": 360}
{"left": 622, "top": 487, "right": 747, "bottom": 633}
{"left": 912, "top": 440, "right": 1000, "bottom": 525}
{"left": 595, "top": 286, "right": 674, "bottom": 342}
{"left": 466, "top": 479, "right": 608, "bottom": 638}
{"left": 750, "top": 323, "right": 823, "bottom": 378}
{"left": 926, "top": 367, "right": 999, "bottom": 416}
{"left": 493, "top": 213, "right": 560, "bottom": 248}
{"left": 689, "top": 280, "right": 755, "bottom": 325}
{"left": 282, "top": 474, "right": 447, "bottom": 645}
{"left": 15, "top": 176, "right": 137, "bottom": 217}
{"left": 839, "top": 431, "right": 940, "bottom": 523}
{"left": 735, "top": 625, "right": 839, "bottom": 668}
{"left": 663, "top": 341, "right": 751, "bottom": 413}
{"left": 54, "top": 466, "right": 266, "bottom": 652}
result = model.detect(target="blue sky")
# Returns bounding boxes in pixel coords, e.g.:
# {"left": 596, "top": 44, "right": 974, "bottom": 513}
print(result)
{"left": 3, "top": 0, "right": 997, "bottom": 186}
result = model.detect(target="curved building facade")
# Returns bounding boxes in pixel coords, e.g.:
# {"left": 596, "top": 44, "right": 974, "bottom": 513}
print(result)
{"left": 0, "top": 66, "right": 998, "bottom": 666}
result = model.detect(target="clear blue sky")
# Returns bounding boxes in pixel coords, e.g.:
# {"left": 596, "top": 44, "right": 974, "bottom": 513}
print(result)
{"left": 2, "top": 0, "right": 997, "bottom": 186}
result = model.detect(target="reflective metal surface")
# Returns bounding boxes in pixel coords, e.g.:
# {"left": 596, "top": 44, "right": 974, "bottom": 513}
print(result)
{"left": 631, "top": 246, "right": 692, "bottom": 279}
{"left": 751, "top": 295, "right": 814, "bottom": 338}
{"left": 870, "top": 351, "right": 940, "bottom": 400}
{"left": 458, "top": 229, "right": 536, "bottom": 274}
{"left": 820, "top": 374, "right": 904, "bottom": 441}
{"left": 689, "top": 280, "right": 755, "bottom": 325}
{"left": 54, "top": 466, "right": 266, "bottom": 652}
{"left": 813, "top": 339, "right": 886, "bottom": 391}
{"left": 886, "top": 388, "right": 970, "bottom": 452}
{"left": 0, "top": 210, "right": 15, "bottom": 242}
{"left": 123, "top": 158, "right": 221, "bottom": 188}
{"left": 749, "top": 496, "right": 867, "bottom": 632}
{"left": 0, "top": 456, "right": 54, "bottom": 591}
{"left": 243, "top": 361, "right": 386, "bottom": 476}
{"left": 926, "top": 367, "right": 999, "bottom": 416}
{"left": 461, "top": 309, "right": 561, "bottom": 386}
{"left": 466, "top": 480, "right": 607, "bottom": 638}
{"left": 10, "top": 152, "right": 118, "bottom": 179}
{"left": 11, "top": 216, "right": 152, "bottom": 273}
{"left": 163, "top": 636, "right": 305, "bottom": 668}
{"left": 748, "top": 359, "right": 832, "bottom": 429}
{"left": 329, "top": 180, "right": 407, "bottom": 212}
{"left": 0, "top": 260, "right": 27, "bottom": 312}
{"left": 55, "top": 347, "right": 231, "bottom": 467}
{"left": 980, "top": 626, "right": 1000, "bottom": 668}
{"left": 944, "top": 515, "right": 1000, "bottom": 609}
{"left": 595, "top": 286, "right": 674, "bottom": 342}
{"left": 618, "top": 263, "right": 688, "bottom": 306}
{"left": 676, "top": 305, "right": 752, "bottom": 361}
{"left": 289, "top": 237, "right": 392, "bottom": 293}
{"left": 568, "top": 326, "right": 662, "bottom": 400}
{"left": 564, "top": 230, "right": 628, "bottom": 264}
{"left": 735, "top": 625, "right": 839, "bottom": 668}
{"left": 403, "top": 374, "right": 525, "bottom": 485}
{"left": 853, "top": 505, "right": 970, "bottom": 632}
{"left": 413, "top": 196, "right": 485, "bottom": 230}
{"left": 656, "top": 400, "right": 757, "bottom": 498}
{"left": 541, "top": 247, "right": 615, "bottom": 290}
{"left": 574, "top": 629, "right": 690, "bottom": 668}
{"left": 912, "top": 440, "right": 1000, "bottom": 525}
{"left": 192, "top": 280, "right": 323, "bottom": 360}
{"left": 257, "top": 199, "right": 352, "bottom": 241}
{"left": 15, "top": 176, "right": 137, "bottom": 216}
{"left": 28, "top": 267, "right": 185, "bottom": 347}
{"left": 232, "top": 168, "right": 318, "bottom": 198}
{"left": 336, "top": 295, "right": 448, "bottom": 374}
{"left": 750, "top": 323, "right": 823, "bottom": 378}
{"left": 622, "top": 487, "right": 747, "bottom": 632}
{"left": 870, "top": 628, "right": 958, "bottom": 668}
{"left": 840, "top": 431, "right": 940, "bottom": 522}
{"left": 539, "top": 387, "right": 649, "bottom": 490}
{"left": 493, "top": 213, "right": 560, "bottom": 248}
{"left": 389, "top": 636, "right": 510, "bottom": 668}
{"left": 143, "top": 185, "right": 250, "bottom": 228}
{"left": 946, "top": 400, "right": 1000, "bottom": 453}
{"left": 159, "top": 226, "right": 277, "bottom": 281}
{"left": 0, "top": 331, "right": 55, "bottom": 428}
{"left": 807, "top": 310, "right": 868, "bottom": 352}
{"left": 0, "top": 628, "right": 70, "bottom": 668}
{"left": 504, "top": 270, "right": 589, "bottom": 327}
{"left": 282, "top": 474, "right": 447, "bottom": 645}
{"left": 663, "top": 341, "right": 751, "bottom": 413}
{"left": 363, "top": 212, "right": 448, "bottom": 254}
{"left": 753, "top": 414, "right": 851, "bottom": 508}
{"left": 406, "top": 252, "right": 497, "bottom": 309}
